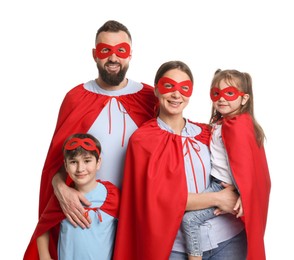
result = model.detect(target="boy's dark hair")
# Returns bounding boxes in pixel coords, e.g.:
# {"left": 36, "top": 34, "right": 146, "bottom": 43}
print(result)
{"left": 63, "top": 133, "right": 101, "bottom": 161}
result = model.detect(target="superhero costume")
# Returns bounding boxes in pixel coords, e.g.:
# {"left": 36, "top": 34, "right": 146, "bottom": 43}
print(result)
{"left": 113, "top": 118, "right": 211, "bottom": 260}
{"left": 23, "top": 83, "right": 157, "bottom": 259}
{"left": 24, "top": 180, "right": 119, "bottom": 259}
{"left": 113, "top": 114, "right": 270, "bottom": 260}
{"left": 221, "top": 113, "right": 271, "bottom": 260}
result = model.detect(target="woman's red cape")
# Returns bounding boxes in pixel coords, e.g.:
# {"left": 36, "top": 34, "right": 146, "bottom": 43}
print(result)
{"left": 113, "top": 114, "right": 271, "bottom": 260}
{"left": 113, "top": 119, "right": 211, "bottom": 260}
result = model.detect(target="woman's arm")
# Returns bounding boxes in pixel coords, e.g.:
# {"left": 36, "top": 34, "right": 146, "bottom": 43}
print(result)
{"left": 52, "top": 167, "right": 92, "bottom": 228}
{"left": 186, "top": 183, "right": 238, "bottom": 214}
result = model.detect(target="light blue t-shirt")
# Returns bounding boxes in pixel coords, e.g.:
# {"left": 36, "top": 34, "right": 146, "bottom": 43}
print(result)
{"left": 58, "top": 182, "right": 118, "bottom": 260}
{"left": 85, "top": 79, "right": 143, "bottom": 188}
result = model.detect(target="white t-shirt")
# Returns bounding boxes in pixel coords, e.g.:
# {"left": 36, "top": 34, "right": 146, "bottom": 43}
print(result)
{"left": 210, "top": 124, "right": 233, "bottom": 184}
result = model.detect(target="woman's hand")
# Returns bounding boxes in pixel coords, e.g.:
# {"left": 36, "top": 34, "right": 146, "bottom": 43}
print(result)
{"left": 214, "top": 182, "right": 239, "bottom": 214}
{"left": 233, "top": 197, "right": 244, "bottom": 218}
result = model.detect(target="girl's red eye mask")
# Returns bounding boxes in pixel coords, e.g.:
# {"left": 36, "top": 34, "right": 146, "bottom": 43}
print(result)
{"left": 210, "top": 86, "right": 244, "bottom": 101}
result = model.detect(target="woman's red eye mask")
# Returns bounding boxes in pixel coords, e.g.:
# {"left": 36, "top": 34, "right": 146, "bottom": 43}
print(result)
{"left": 157, "top": 77, "right": 193, "bottom": 97}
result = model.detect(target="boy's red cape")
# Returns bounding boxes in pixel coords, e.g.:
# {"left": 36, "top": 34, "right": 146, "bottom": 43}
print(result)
{"left": 24, "top": 180, "right": 120, "bottom": 260}
{"left": 23, "top": 83, "right": 157, "bottom": 260}
{"left": 113, "top": 114, "right": 271, "bottom": 260}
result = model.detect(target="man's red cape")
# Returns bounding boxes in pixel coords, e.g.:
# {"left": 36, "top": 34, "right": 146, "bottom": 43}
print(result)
{"left": 113, "top": 119, "right": 211, "bottom": 260}
{"left": 23, "top": 83, "right": 157, "bottom": 260}
{"left": 221, "top": 113, "right": 271, "bottom": 260}
{"left": 24, "top": 180, "right": 120, "bottom": 260}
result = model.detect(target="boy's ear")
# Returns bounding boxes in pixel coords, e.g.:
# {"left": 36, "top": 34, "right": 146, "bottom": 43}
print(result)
{"left": 96, "top": 157, "right": 102, "bottom": 170}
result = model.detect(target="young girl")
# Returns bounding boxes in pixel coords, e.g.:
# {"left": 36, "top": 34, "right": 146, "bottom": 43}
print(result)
{"left": 182, "top": 69, "right": 271, "bottom": 260}
{"left": 24, "top": 133, "right": 120, "bottom": 260}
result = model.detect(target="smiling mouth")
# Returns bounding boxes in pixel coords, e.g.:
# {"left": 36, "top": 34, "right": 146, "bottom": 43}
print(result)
{"left": 75, "top": 174, "right": 87, "bottom": 178}
{"left": 168, "top": 101, "right": 182, "bottom": 105}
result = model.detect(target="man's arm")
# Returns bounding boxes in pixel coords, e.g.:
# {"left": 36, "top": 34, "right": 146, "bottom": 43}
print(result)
{"left": 52, "top": 167, "right": 92, "bottom": 228}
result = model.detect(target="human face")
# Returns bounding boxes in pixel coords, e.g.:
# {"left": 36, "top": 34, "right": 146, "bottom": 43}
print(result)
{"left": 212, "top": 79, "right": 249, "bottom": 118}
{"left": 155, "top": 69, "right": 191, "bottom": 118}
{"left": 93, "top": 31, "right": 132, "bottom": 87}
{"left": 64, "top": 153, "right": 101, "bottom": 192}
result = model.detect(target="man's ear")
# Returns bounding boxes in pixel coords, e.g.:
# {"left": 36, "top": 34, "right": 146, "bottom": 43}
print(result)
{"left": 128, "top": 49, "right": 132, "bottom": 61}
{"left": 92, "top": 48, "right": 97, "bottom": 61}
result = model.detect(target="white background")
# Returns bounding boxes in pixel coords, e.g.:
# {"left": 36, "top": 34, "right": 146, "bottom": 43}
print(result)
{"left": 1, "top": 0, "right": 292, "bottom": 259}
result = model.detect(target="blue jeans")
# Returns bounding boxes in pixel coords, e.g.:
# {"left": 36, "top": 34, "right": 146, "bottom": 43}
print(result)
{"left": 181, "top": 179, "right": 223, "bottom": 256}
{"left": 169, "top": 229, "right": 247, "bottom": 260}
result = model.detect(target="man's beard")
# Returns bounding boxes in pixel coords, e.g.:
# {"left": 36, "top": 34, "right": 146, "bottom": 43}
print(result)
{"left": 98, "top": 62, "right": 128, "bottom": 86}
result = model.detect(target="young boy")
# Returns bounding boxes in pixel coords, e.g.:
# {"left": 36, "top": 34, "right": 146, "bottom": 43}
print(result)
{"left": 28, "top": 133, "right": 120, "bottom": 260}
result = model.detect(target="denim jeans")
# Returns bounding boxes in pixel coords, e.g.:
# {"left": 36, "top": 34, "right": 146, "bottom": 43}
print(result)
{"left": 181, "top": 179, "right": 224, "bottom": 256}
{"left": 169, "top": 229, "right": 247, "bottom": 260}
{"left": 182, "top": 207, "right": 217, "bottom": 256}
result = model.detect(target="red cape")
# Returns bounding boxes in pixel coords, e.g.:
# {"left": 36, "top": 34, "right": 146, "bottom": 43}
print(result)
{"left": 113, "top": 119, "right": 211, "bottom": 260}
{"left": 222, "top": 113, "right": 271, "bottom": 260}
{"left": 24, "top": 180, "right": 120, "bottom": 260}
{"left": 24, "top": 83, "right": 157, "bottom": 260}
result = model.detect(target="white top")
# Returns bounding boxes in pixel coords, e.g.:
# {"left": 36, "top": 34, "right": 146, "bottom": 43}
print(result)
{"left": 210, "top": 124, "right": 233, "bottom": 184}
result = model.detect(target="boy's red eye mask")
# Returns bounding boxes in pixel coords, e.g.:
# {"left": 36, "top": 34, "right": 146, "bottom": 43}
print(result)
{"left": 64, "top": 138, "right": 100, "bottom": 156}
